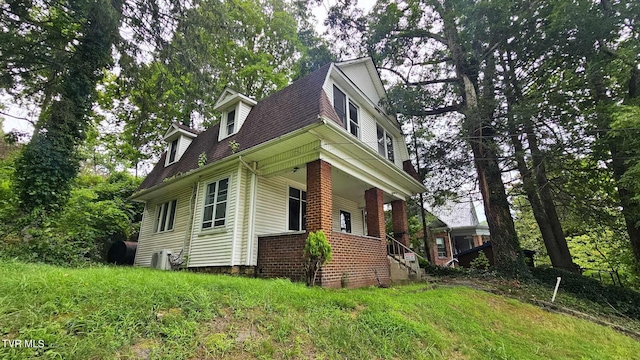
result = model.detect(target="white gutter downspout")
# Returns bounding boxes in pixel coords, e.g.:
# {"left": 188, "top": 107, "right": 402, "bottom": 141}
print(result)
{"left": 240, "top": 156, "right": 259, "bottom": 266}
{"left": 231, "top": 162, "right": 244, "bottom": 266}
{"left": 186, "top": 179, "right": 201, "bottom": 267}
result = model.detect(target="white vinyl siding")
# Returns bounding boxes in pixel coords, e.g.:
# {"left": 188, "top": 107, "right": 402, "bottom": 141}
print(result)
{"left": 134, "top": 186, "right": 194, "bottom": 267}
{"left": 337, "top": 64, "right": 381, "bottom": 104}
{"left": 188, "top": 170, "right": 237, "bottom": 267}
{"left": 178, "top": 136, "right": 193, "bottom": 156}
{"left": 332, "top": 195, "right": 364, "bottom": 236}
{"left": 255, "top": 176, "right": 306, "bottom": 235}
{"left": 360, "top": 106, "right": 378, "bottom": 152}
{"left": 233, "top": 165, "right": 249, "bottom": 265}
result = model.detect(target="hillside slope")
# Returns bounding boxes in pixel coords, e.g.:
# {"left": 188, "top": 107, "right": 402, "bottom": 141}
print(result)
{"left": 0, "top": 262, "right": 638, "bottom": 359}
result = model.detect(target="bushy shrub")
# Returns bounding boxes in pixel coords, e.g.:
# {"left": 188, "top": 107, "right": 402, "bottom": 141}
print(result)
{"left": 0, "top": 170, "right": 142, "bottom": 266}
{"left": 303, "top": 230, "right": 332, "bottom": 286}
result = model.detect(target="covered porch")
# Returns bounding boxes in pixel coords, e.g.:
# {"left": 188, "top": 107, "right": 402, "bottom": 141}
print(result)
{"left": 256, "top": 159, "right": 415, "bottom": 288}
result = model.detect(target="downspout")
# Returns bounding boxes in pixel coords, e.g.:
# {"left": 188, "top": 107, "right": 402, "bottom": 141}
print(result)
{"left": 186, "top": 179, "right": 201, "bottom": 267}
{"left": 231, "top": 162, "right": 243, "bottom": 266}
{"left": 173, "top": 180, "right": 198, "bottom": 268}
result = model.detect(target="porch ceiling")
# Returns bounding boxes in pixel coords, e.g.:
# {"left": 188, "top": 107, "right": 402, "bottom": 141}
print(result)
{"left": 279, "top": 165, "right": 398, "bottom": 206}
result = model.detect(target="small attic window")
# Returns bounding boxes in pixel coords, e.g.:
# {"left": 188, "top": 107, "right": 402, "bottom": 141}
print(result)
{"left": 168, "top": 138, "right": 179, "bottom": 164}
{"left": 226, "top": 109, "right": 236, "bottom": 136}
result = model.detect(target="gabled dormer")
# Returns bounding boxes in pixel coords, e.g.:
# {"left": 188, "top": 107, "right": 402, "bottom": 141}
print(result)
{"left": 213, "top": 87, "right": 257, "bottom": 142}
{"left": 163, "top": 122, "right": 199, "bottom": 167}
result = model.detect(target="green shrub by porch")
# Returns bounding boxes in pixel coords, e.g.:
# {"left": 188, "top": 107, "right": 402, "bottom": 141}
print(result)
{"left": 303, "top": 230, "right": 332, "bottom": 286}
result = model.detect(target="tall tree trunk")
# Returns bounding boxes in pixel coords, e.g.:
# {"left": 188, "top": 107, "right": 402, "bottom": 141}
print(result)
{"left": 410, "top": 116, "right": 432, "bottom": 262}
{"left": 509, "top": 127, "right": 563, "bottom": 264}
{"left": 523, "top": 120, "right": 576, "bottom": 271}
{"left": 592, "top": 68, "right": 640, "bottom": 272}
{"left": 440, "top": 1, "right": 526, "bottom": 276}
{"left": 466, "top": 108, "right": 525, "bottom": 275}
{"left": 502, "top": 50, "right": 576, "bottom": 272}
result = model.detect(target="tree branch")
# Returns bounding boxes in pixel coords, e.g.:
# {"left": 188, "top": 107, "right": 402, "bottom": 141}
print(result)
{"left": 411, "top": 104, "right": 461, "bottom": 116}
{"left": 410, "top": 78, "right": 459, "bottom": 86}
{"left": 0, "top": 110, "right": 36, "bottom": 126}
{"left": 393, "top": 29, "right": 448, "bottom": 45}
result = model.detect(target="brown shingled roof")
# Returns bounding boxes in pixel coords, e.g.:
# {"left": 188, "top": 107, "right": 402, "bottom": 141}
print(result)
{"left": 138, "top": 63, "right": 343, "bottom": 191}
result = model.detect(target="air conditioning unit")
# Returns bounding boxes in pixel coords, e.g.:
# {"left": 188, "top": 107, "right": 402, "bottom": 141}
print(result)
{"left": 150, "top": 249, "right": 172, "bottom": 270}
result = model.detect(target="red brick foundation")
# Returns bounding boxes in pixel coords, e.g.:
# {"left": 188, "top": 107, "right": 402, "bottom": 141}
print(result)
{"left": 256, "top": 233, "right": 307, "bottom": 281}
{"left": 319, "top": 232, "right": 390, "bottom": 288}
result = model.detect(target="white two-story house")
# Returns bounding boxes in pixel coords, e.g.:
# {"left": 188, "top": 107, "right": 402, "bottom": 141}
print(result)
{"left": 130, "top": 58, "right": 425, "bottom": 288}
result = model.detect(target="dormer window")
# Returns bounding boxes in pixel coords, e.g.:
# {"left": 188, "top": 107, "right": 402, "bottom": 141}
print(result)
{"left": 163, "top": 123, "right": 197, "bottom": 167}
{"left": 226, "top": 109, "right": 236, "bottom": 136}
{"left": 168, "top": 138, "right": 179, "bottom": 164}
{"left": 214, "top": 88, "right": 257, "bottom": 141}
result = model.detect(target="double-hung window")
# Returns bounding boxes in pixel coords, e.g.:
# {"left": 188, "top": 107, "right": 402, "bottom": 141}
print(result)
{"left": 340, "top": 210, "right": 352, "bottom": 233}
{"left": 348, "top": 102, "right": 359, "bottom": 137}
{"left": 334, "top": 85, "right": 360, "bottom": 138}
{"left": 436, "top": 237, "right": 447, "bottom": 258}
{"left": 376, "top": 125, "right": 395, "bottom": 162}
{"left": 202, "top": 178, "right": 229, "bottom": 229}
{"left": 333, "top": 85, "right": 347, "bottom": 124}
{"left": 226, "top": 109, "right": 236, "bottom": 136}
{"left": 288, "top": 187, "right": 306, "bottom": 231}
{"left": 168, "top": 138, "right": 179, "bottom": 164}
{"left": 156, "top": 200, "right": 177, "bottom": 232}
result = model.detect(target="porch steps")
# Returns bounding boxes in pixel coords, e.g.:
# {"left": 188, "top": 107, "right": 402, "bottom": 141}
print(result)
{"left": 387, "top": 235, "right": 424, "bottom": 284}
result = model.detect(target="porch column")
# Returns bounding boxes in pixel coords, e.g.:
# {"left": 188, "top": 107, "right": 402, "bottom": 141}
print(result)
{"left": 365, "top": 188, "right": 385, "bottom": 239}
{"left": 306, "top": 159, "right": 332, "bottom": 234}
{"left": 391, "top": 200, "right": 410, "bottom": 247}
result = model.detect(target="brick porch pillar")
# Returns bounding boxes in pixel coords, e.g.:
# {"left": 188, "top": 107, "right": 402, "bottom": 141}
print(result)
{"left": 365, "top": 188, "right": 385, "bottom": 239}
{"left": 391, "top": 200, "right": 410, "bottom": 247}
{"left": 306, "top": 159, "right": 332, "bottom": 234}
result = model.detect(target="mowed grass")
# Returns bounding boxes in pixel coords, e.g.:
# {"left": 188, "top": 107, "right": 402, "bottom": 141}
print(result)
{"left": 0, "top": 261, "right": 638, "bottom": 360}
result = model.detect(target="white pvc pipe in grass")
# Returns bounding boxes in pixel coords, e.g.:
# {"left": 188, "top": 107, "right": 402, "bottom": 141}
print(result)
{"left": 551, "top": 277, "right": 561, "bottom": 302}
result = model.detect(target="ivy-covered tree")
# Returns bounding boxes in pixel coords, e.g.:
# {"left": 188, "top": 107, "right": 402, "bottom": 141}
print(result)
{"left": 2, "top": 0, "right": 123, "bottom": 214}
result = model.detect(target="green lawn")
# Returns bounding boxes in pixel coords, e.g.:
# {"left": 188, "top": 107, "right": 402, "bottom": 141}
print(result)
{"left": 0, "top": 261, "right": 637, "bottom": 359}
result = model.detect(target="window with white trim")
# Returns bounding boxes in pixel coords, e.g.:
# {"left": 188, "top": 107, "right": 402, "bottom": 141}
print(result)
{"left": 202, "top": 178, "right": 229, "bottom": 229}
{"left": 155, "top": 200, "right": 177, "bottom": 232}
{"left": 340, "top": 210, "right": 352, "bottom": 233}
{"left": 333, "top": 85, "right": 360, "bottom": 138}
{"left": 226, "top": 109, "right": 236, "bottom": 136}
{"left": 288, "top": 187, "right": 306, "bottom": 231}
{"left": 348, "top": 101, "right": 359, "bottom": 137}
{"left": 436, "top": 237, "right": 447, "bottom": 258}
{"left": 333, "top": 85, "right": 346, "bottom": 123}
{"left": 376, "top": 124, "right": 395, "bottom": 162}
{"left": 167, "top": 138, "right": 179, "bottom": 164}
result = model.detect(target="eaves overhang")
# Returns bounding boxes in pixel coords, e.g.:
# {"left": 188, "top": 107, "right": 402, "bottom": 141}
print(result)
{"left": 318, "top": 116, "right": 426, "bottom": 196}
{"left": 129, "top": 121, "right": 325, "bottom": 202}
